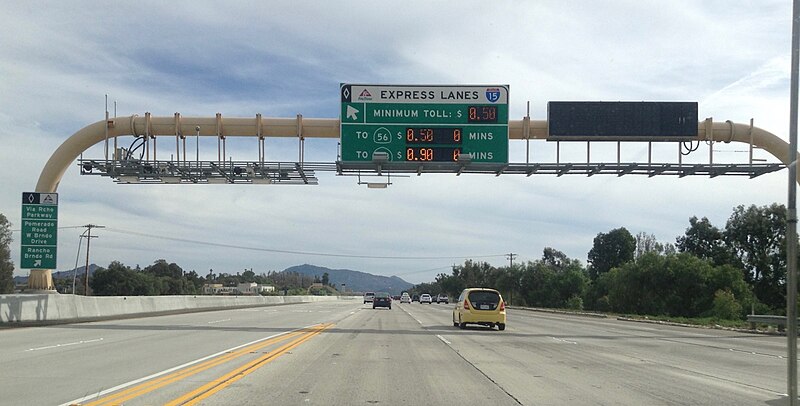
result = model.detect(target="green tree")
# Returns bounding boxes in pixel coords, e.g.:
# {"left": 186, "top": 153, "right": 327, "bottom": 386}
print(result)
{"left": 635, "top": 232, "right": 674, "bottom": 259}
{"left": 494, "top": 265, "right": 521, "bottom": 305}
{"left": 144, "top": 259, "right": 183, "bottom": 279}
{"left": 587, "top": 227, "right": 635, "bottom": 280}
{"left": 542, "top": 247, "right": 571, "bottom": 270}
{"left": 436, "top": 272, "right": 465, "bottom": 298}
{"left": 519, "top": 249, "right": 589, "bottom": 309}
{"left": 724, "top": 203, "right": 787, "bottom": 311}
{"left": 90, "top": 261, "right": 157, "bottom": 296}
{"left": 453, "top": 260, "right": 495, "bottom": 288}
{"left": 321, "top": 272, "right": 329, "bottom": 286}
{"left": 711, "top": 289, "right": 743, "bottom": 320}
{"left": 241, "top": 269, "right": 256, "bottom": 283}
{"left": 676, "top": 216, "right": 736, "bottom": 267}
{"left": 0, "top": 213, "right": 14, "bottom": 293}
{"left": 605, "top": 252, "right": 751, "bottom": 318}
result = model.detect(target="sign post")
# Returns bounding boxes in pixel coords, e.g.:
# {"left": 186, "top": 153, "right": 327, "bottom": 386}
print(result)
{"left": 21, "top": 192, "right": 58, "bottom": 270}
{"left": 340, "top": 84, "right": 509, "bottom": 164}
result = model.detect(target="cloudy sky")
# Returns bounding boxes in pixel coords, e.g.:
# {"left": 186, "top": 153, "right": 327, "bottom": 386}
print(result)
{"left": 0, "top": 1, "right": 792, "bottom": 284}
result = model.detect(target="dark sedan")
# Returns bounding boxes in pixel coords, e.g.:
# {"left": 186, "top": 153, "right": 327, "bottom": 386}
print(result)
{"left": 373, "top": 292, "right": 392, "bottom": 309}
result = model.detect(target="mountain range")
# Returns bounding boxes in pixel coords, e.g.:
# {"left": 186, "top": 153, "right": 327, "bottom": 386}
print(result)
{"left": 280, "top": 264, "right": 413, "bottom": 295}
{"left": 13, "top": 263, "right": 415, "bottom": 295}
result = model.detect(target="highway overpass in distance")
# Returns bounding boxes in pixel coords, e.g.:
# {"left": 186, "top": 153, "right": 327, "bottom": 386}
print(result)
{"left": 0, "top": 299, "right": 788, "bottom": 405}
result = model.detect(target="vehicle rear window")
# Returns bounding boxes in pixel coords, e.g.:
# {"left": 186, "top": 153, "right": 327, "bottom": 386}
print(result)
{"left": 468, "top": 291, "right": 500, "bottom": 310}
{"left": 375, "top": 292, "right": 390, "bottom": 298}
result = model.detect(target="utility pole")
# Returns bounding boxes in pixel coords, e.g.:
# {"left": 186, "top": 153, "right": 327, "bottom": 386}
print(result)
{"left": 506, "top": 253, "right": 517, "bottom": 269}
{"left": 82, "top": 224, "right": 104, "bottom": 295}
{"left": 506, "top": 253, "right": 517, "bottom": 306}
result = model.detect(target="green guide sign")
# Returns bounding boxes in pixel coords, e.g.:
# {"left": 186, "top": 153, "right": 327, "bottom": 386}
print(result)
{"left": 21, "top": 192, "right": 58, "bottom": 269}
{"left": 340, "top": 84, "right": 509, "bottom": 163}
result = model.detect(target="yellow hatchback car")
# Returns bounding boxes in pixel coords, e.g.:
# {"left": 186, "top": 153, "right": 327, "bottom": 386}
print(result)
{"left": 452, "top": 288, "right": 506, "bottom": 331}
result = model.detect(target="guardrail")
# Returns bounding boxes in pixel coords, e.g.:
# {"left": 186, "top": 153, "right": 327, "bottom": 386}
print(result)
{"left": 746, "top": 314, "right": 799, "bottom": 332}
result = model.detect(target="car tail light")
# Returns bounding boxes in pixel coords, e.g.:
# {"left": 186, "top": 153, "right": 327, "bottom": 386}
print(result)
{"left": 499, "top": 301, "right": 505, "bottom": 311}
{"left": 463, "top": 300, "right": 470, "bottom": 310}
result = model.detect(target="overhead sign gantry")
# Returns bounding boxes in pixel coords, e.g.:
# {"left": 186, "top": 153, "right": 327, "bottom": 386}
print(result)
{"left": 339, "top": 84, "right": 509, "bottom": 163}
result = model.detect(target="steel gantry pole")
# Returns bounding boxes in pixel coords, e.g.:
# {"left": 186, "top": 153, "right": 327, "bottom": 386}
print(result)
{"left": 788, "top": 0, "right": 800, "bottom": 403}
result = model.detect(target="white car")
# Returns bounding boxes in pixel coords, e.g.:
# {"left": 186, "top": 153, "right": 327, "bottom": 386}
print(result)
{"left": 364, "top": 292, "right": 375, "bottom": 304}
{"left": 420, "top": 294, "right": 432, "bottom": 304}
{"left": 400, "top": 293, "right": 411, "bottom": 303}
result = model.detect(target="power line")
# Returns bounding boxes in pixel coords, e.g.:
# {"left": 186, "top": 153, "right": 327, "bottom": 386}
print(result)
{"left": 102, "top": 227, "right": 508, "bottom": 261}
{"left": 393, "top": 265, "right": 453, "bottom": 276}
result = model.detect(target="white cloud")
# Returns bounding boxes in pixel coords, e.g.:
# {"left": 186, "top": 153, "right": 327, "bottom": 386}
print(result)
{"left": 0, "top": 1, "right": 793, "bottom": 284}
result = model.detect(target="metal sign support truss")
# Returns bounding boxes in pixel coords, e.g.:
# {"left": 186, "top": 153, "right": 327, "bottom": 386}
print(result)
{"left": 80, "top": 159, "right": 318, "bottom": 185}
{"left": 334, "top": 161, "right": 782, "bottom": 179}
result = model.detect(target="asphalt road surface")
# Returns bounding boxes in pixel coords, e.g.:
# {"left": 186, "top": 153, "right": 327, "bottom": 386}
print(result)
{"left": 0, "top": 299, "right": 793, "bottom": 405}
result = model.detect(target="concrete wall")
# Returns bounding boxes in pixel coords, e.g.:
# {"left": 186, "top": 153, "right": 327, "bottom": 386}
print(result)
{"left": 0, "top": 294, "right": 349, "bottom": 324}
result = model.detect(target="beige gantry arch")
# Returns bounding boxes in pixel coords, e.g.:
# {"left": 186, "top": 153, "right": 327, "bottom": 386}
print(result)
{"left": 26, "top": 114, "right": 796, "bottom": 290}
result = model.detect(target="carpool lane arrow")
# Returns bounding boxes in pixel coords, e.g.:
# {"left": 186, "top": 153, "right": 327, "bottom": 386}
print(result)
{"left": 346, "top": 105, "right": 359, "bottom": 121}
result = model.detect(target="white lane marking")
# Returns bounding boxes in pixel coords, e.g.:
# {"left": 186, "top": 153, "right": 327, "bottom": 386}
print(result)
{"left": 436, "top": 335, "right": 451, "bottom": 345}
{"left": 728, "top": 347, "right": 784, "bottom": 359}
{"left": 58, "top": 323, "right": 320, "bottom": 406}
{"left": 207, "top": 318, "right": 231, "bottom": 324}
{"left": 397, "top": 301, "right": 425, "bottom": 324}
{"left": 26, "top": 338, "right": 104, "bottom": 352}
{"left": 551, "top": 336, "right": 577, "bottom": 344}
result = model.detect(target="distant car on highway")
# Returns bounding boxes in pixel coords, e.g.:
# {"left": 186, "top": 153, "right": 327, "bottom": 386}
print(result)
{"left": 412, "top": 294, "right": 420, "bottom": 302}
{"left": 400, "top": 293, "right": 411, "bottom": 303}
{"left": 436, "top": 294, "right": 449, "bottom": 304}
{"left": 453, "top": 288, "right": 506, "bottom": 331}
{"left": 373, "top": 292, "right": 392, "bottom": 309}
{"left": 420, "top": 293, "right": 432, "bottom": 304}
{"left": 363, "top": 292, "right": 375, "bottom": 304}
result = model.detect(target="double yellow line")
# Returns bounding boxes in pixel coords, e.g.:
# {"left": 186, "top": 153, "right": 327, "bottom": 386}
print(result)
{"left": 83, "top": 323, "right": 332, "bottom": 406}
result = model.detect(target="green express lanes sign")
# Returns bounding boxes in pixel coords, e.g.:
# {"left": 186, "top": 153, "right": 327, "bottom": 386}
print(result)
{"left": 340, "top": 84, "right": 509, "bottom": 163}
{"left": 21, "top": 192, "right": 58, "bottom": 269}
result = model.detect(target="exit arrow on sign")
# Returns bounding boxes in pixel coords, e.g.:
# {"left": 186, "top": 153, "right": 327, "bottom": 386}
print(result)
{"left": 346, "top": 105, "right": 359, "bottom": 121}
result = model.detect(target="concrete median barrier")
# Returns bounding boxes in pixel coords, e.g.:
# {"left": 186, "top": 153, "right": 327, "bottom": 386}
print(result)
{"left": 0, "top": 294, "right": 351, "bottom": 325}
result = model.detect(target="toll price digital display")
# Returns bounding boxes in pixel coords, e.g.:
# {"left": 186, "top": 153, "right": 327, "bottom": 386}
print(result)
{"left": 405, "top": 127, "right": 463, "bottom": 144}
{"left": 406, "top": 147, "right": 461, "bottom": 162}
{"left": 467, "top": 106, "right": 498, "bottom": 123}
